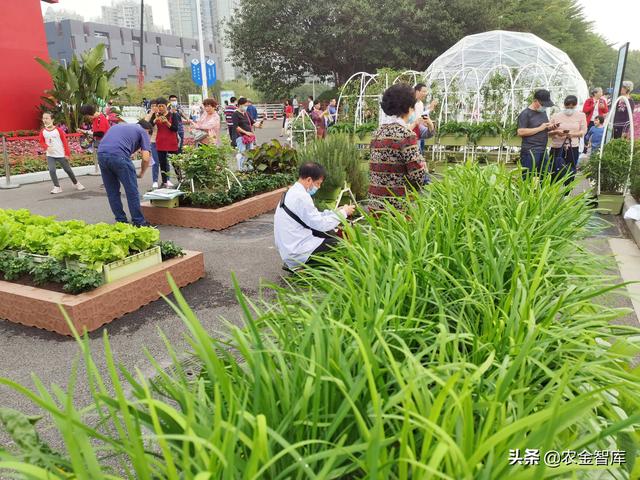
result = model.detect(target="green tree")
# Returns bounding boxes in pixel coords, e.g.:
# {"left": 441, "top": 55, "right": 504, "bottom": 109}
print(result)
{"left": 36, "top": 44, "right": 122, "bottom": 132}
{"left": 119, "top": 68, "right": 264, "bottom": 104}
{"left": 228, "top": 0, "right": 637, "bottom": 94}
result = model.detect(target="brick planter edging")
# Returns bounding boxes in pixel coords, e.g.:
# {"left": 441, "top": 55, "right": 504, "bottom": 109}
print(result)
{"left": 623, "top": 195, "right": 640, "bottom": 251}
{"left": 0, "top": 251, "right": 205, "bottom": 336}
{"left": 141, "top": 188, "right": 286, "bottom": 231}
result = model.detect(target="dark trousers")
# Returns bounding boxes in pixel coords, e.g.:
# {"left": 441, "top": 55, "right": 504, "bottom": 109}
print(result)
{"left": 98, "top": 153, "right": 146, "bottom": 226}
{"left": 307, "top": 235, "right": 340, "bottom": 265}
{"left": 178, "top": 131, "right": 185, "bottom": 153}
{"left": 520, "top": 148, "right": 551, "bottom": 178}
{"left": 47, "top": 156, "right": 77, "bottom": 187}
{"left": 157, "top": 150, "right": 177, "bottom": 184}
{"left": 550, "top": 146, "right": 579, "bottom": 186}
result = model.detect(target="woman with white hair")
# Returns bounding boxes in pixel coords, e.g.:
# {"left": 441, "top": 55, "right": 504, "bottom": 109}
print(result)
{"left": 613, "top": 80, "right": 635, "bottom": 139}
{"left": 582, "top": 87, "right": 609, "bottom": 130}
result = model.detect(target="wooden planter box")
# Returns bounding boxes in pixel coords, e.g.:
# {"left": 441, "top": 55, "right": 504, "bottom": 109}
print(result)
{"left": 504, "top": 137, "right": 521, "bottom": 147}
{"left": 475, "top": 136, "right": 502, "bottom": 147}
{"left": 0, "top": 251, "right": 205, "bottom": 336}
{"left": 439, "top": 135, "right": 468, "bottom": 146}
{"left": 141, "top": 188, "right": 287, "bottom": 231}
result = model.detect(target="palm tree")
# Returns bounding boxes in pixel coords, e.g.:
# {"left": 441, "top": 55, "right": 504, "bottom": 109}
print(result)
{"left": 36, "top": 44, "right": 122, "bottom": 132}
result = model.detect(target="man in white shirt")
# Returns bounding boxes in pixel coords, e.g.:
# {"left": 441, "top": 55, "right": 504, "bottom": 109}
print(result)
{"left": 274, "top": 162, "right": 355, "bottom": 268}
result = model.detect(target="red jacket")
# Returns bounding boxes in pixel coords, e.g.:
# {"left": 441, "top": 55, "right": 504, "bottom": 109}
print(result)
{"left": 155, "top": 112, "right": 180, "bottom": 152}
{"left": 582, "top": 97, "right": 609, "bottom": 124}
{"left": 92, "top": 113, "right": 110, "bottom": 138}
{"left": 39, "top": 127, "right": 71, "bottom": 157}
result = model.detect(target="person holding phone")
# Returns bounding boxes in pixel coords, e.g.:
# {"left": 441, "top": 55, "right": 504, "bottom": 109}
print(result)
{"left": 517, "top": 89, "right": 556, "bottom": 178}
{"left": 549, "top": 95, "right": 587, "bottom": 185}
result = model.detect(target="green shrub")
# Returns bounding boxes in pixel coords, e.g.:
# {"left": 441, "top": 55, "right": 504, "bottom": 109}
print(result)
{"left": 298, "top": 133, "right": 368, "bottom": 199}
{"left": 171, "top": 144, "right": 234, "bottom": 190}
{"left": 585, "top": 139, "right": 634, "bottom": 193}
{"left": 157, "top": 241, "right": 185, "bottom": 261}
{"left": 1, "top": 165, "right": 639, "bottom": 478}
{"left": 182, "top": 172, "right": 294, "bottom": 209}
{"left": 246, "top": 139, "right": 298, "bottom": 174}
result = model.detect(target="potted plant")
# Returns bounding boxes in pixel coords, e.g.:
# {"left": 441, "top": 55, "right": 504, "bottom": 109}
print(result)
{"left": 586, "top": 139, "right": 633, "bottom": 215}
{"left": 298, "top": 134, "right": 368, "bottom": 206}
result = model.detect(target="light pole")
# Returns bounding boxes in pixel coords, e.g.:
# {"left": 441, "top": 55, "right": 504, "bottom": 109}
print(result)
{"left": 138, "top": 0, "right": 145, "bottom": 90}
{"left": 194, "top": 0, "right": 208, "bottom": 99}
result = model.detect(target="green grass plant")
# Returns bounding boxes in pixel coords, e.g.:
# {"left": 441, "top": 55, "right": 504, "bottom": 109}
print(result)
{"left": 1, "top": 165, "right": 639, "bottom": 479}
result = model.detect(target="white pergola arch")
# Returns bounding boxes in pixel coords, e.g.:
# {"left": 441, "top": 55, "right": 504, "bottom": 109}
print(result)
{"left": 336, "top": 31, "right": 589, "bottom": 127}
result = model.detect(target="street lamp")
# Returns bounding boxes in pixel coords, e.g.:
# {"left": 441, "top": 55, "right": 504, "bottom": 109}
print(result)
{"left": 194, "top": 0, "right": 208, "bottom": 99}
{"left": 138, "top": 0, "right": 144, "bottom": 90}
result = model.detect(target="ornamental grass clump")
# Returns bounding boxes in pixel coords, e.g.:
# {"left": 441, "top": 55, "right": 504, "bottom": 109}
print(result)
{"left": 1, "top": 165, "right": 639, "bottom": 479}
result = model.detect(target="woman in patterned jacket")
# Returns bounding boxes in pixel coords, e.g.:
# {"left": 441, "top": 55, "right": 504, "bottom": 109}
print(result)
{"left": 368, "top": 83, "right": 427, "bottom": 210}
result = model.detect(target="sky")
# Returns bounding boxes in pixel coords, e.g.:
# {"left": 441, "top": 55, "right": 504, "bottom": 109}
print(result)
{"left": 42, "top": 0, "right": 639, "bottom": 49}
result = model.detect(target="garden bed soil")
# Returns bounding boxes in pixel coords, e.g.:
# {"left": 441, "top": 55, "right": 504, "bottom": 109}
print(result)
{"left": 141, "top": 188, "right": 287, "bottom": 231}
{"left": 0, "top": 251, "right": 205, "bottom": 335}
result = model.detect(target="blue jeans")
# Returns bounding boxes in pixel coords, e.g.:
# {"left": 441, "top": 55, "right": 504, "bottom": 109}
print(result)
{"left": 151, "top": 143, "right": 160, "bottom": 183}
{"left": 520, "top": 149, "right": 551, "bottom": 178}
{"left": 235, "top": 136, "right": 254, "bottom": 170}
{"left": 98, "top": 153, "right": 146, "bottom": 226}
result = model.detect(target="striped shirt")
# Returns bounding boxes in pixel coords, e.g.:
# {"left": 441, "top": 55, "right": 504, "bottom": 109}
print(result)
{"left": 224, "top": 104, "right": 237, "bottom": 125}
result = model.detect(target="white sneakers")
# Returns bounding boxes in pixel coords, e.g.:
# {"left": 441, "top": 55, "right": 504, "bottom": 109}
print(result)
{"left": 152, "top": 182, "right": 159, "bottom": 189}
{"left": 165, "top": 180, "right": 174, "bottom": 188}
{"left": 51, "top": 183, "right": 85, "bottom": 194}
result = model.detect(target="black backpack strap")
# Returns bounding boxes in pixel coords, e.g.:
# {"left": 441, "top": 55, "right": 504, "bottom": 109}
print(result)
{"left": 279, "top": 191, "right": 332, "bottom": 239}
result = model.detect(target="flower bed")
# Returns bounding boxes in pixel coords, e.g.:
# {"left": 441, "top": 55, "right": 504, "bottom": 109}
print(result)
{"left": 0, "top": 209, "right": 186, "bottom": 293}
{"left": 142, "top": 186, "right": 288, "bottom": 230}
{"left": 143, "top": 144, "right": 295, "bottom": 230}
{"left": 0, "top": 250, "right": 204, "bottom": 335}
{"left": 8, "top": 154, "right": 95, "bottom": 175}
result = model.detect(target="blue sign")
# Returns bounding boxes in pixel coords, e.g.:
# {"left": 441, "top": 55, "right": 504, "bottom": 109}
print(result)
{"left": 191, "top": 59, "right": 203, "bottom": 86}
{"left": 206, "top": 60, "right": 217, "bottom": 86}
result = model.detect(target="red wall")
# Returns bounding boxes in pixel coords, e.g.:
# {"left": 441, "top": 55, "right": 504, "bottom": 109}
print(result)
{"left": 0, "top": 1, "right": 56, "bottom": 132}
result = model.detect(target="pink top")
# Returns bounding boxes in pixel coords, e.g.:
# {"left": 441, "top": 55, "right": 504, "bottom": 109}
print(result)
{"left": 550, "top": 111, "right": 587, "bottom": 148}
{"left": 193, "top": 112, "right": 221, "bottom": 145}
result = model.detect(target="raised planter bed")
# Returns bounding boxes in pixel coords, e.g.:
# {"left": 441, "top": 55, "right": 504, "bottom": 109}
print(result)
{"left": 141, "top": 188, "right": 287, "bottom": 231}
{"left": 439, "top": 135, "right": 468, "bottom": 147}
{"left": 0, "top": 250, "right": 205, "bottom": 335}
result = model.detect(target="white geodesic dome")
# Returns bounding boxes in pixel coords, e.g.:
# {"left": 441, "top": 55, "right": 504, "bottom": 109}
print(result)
{"left": 424, "top": 30, "right": 589, "bottom": 123}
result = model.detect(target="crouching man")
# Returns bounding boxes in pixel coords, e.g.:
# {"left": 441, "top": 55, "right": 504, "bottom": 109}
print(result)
{"left": 274, "top": 162, "right": 355, "bottom": 269}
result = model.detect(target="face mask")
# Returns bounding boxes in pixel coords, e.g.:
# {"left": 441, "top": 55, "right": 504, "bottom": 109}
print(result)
{"left": 408, "top": 112, "right": 416, "bottom": 124}
{"left": 171, "top": 101, "right": 178, "bottom": 107}
{"left": 563, "top": 108, "right": 575, "bottom": 116}
{"left": 308, "top": 186, "right": 319, "bottom": 196}
{"left": 536, "top": 105, "right": 547, "bottom": 113}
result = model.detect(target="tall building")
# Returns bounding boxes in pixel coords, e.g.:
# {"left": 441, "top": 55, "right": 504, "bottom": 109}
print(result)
{"left": 43, "top": 6, "right": 84, "bottom": 23}
{"left": 168, "top": 0, "right": 238, "bottom": 81}
{"left": 45, "top": 19, "right": 220, "bottom": 88}
{"left": 99, "top": 0, "right": 159, "bottom": 33}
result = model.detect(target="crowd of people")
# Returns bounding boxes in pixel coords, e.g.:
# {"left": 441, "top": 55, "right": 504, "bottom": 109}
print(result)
{"left": 280, "top": 96, "right": 339, "bottom": 139}
{"left": 272, "top": 80, "right": 638, "bottom": 270}
{"left": 34, "top": 80, "right": 638, "bottom": 270}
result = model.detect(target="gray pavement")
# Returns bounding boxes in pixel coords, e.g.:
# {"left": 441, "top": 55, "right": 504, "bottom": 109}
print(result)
{"left": 0, "top": 121, "right": 288, "bottom": 428}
